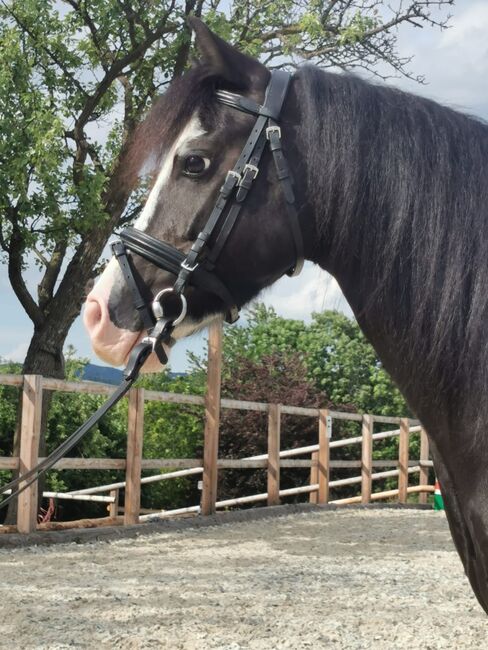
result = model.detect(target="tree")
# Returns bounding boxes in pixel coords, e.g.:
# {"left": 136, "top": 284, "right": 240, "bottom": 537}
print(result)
{"left": 0, "top": 0, "right": 453, "bottom": 382}
{"left": 219, "top": 304, "right": 409, "bottom": 416}
{"left": 217, "top": 350, "right": 357, "bottom": 502}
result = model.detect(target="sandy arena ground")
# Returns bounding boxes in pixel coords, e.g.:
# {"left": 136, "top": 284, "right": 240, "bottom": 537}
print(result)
{"left": 0, "top": 507, "right": 487, "bottom": 649}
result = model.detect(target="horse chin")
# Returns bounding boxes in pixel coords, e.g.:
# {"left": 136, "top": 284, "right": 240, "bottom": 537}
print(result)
{"left": 172, "top": 313, "right": 223, "bottom": 342}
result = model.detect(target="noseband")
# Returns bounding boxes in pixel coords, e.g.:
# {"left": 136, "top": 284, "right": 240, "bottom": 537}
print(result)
{"left": 111, "top": 70, "right": 304, "bottom": 362}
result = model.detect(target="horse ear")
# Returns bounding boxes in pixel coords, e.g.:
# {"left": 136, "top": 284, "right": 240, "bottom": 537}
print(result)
{"left": 188, "top": 17, "right": 269, "bottom": 91}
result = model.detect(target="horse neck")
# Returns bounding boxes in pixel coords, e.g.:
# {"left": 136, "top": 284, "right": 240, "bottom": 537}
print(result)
{"left": 294, "top": 68, "right": 488, "bottom": 432}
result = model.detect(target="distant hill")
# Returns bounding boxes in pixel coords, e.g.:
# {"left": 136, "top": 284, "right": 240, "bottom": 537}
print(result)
{"left": 80, "top": 364, "right": 124, "bottom": 385}
{"left": 0, "top": 362, "right": 186, "bottom": 384}
{"left": 80, "top": 363, "right": 186, "bottom": 385}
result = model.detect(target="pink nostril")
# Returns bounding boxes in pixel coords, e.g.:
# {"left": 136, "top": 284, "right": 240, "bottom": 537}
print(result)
{"left": 84, "top": 296, "right": 104, "bottom": 333}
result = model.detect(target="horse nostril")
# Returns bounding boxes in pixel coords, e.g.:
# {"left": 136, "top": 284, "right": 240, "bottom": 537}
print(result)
{"left": 84, "top": 297, "right": 103, "bottom": 331}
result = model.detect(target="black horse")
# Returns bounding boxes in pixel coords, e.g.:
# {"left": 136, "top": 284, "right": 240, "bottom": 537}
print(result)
{"left": 84, "top": 19, "right": 488, "bottom": 612}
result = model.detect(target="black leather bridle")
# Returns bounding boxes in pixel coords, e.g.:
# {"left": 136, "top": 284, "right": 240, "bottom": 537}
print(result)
{"left": 111, "top": 69, "right": 304, "bottom": 364}
{"left": 0, "top": 70, "right": 304, "bottom": 510}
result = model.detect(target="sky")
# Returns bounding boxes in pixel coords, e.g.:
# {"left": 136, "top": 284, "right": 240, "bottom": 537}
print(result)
{"left": 1, "top": 0, "right": 487, "bottom": 372}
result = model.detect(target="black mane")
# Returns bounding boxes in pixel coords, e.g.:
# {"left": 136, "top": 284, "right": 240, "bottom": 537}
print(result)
{"left": 297, "top": 66, "right": 488, "bottom": 423}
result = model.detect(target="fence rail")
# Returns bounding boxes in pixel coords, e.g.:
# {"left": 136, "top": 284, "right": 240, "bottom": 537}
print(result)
{"left": 0, "top": 323, "right": 433, "bottom": 535}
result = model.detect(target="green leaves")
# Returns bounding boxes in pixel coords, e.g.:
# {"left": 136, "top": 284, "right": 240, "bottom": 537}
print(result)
{"left": 220, "top": 304, "right": 409, "bottom": 417}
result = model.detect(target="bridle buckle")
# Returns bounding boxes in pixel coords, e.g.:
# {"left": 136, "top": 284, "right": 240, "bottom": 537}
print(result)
{"left": 180, "top": 259, "right": 199, "bottom": 273}
{"left": 266, "top": 125, "right": 281, "bottom": 140}
{"left": 226, "top": 170, "right": 241, "bottom": 183}
{"left": 242, "top": 164, "right": 259, "bottom": 180}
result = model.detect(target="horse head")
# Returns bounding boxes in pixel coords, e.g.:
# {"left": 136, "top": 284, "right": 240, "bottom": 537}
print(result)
{"left": 84, "top": 19, "right": 309, "bottom": 371}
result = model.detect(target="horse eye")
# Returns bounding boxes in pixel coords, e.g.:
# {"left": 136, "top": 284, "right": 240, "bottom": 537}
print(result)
{"left": 183, "top": 154, "right": 210, "bottom": 176}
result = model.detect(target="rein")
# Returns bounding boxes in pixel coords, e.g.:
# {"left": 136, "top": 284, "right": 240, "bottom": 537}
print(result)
{"left": 0, "top": 70, "right": 302, "bottom": 511}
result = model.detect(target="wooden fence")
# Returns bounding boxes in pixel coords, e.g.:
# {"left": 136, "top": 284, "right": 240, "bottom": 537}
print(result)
{"left": 0, "top": 323, "right": 434, "bottom": 535}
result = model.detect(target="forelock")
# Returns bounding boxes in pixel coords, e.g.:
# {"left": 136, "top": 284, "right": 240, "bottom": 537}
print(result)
{"left": 120, "top": 65, "right": 222, "bottom": 189}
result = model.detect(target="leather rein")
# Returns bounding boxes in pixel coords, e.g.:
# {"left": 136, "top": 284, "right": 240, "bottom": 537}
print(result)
{"left": 0, "top": 70, "right": 303, "bottom": 510}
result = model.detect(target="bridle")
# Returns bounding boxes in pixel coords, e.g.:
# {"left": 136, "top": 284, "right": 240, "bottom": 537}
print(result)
{"left": 112, "top": 69, "right": 303, "bottom": 364}
{"left": 0, "top": 69, "right": 303, "bottom": 510}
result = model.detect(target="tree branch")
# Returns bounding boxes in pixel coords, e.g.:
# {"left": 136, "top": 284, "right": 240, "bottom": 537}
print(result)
{"left": 7, "top": 207, "right": 44, "bottom": 327}
{"left": 63, "top": 0, "right": 111, "bottom": 72}
{"left": 38, "top": 238, "right": 68, "bottom": 310}
{"left": 74, "top": 0, "right": 178, "bottom": 137}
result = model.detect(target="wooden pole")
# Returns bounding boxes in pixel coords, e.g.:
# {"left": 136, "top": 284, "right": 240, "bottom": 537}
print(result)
{"left": 109, "top": 488, "right": 119, "bottom": 518}
{"left": 17, "top": 375, "right": 43, "bottom": 534}
{"left": 124, "top": 387, "right": 145, "bottom": 525}
{"left": 361, "top": 415, "right": 373, "bottom": 504}
{"left": 201, "top": 320, "right": 223, "bottom": 516}
{"left": 267, "top": 403, "right": 281, "bottom": 506}
{"left": 331, "top": 484, "right": 434, "bottom": 505}
{"left": 309, "top": 451, "right": 319, "bottom": 503}
{"left": 398, "top": 417, "right": 410, "bottom": 504}
{"left": 418, "top": 427, "right": 430, "bottom": 504}
{"left": 317, "top": 409, "right": 331, "bottom": 504}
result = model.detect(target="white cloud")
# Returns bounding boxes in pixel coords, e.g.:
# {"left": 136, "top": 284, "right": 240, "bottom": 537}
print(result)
{"left": 255, "top": 262, "right": 353, "bottom": 321}
{"left": 392, "top": 0, "right": 488, "bottom": 118}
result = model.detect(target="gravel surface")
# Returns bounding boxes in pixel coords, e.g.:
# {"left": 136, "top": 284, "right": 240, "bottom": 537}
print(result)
{"left": 0, "top": 508, "right": 487, "bottom": 649}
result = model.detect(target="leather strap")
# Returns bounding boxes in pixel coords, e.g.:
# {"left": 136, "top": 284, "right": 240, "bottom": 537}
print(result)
{"left": 176, "top": 71, "right": 294, "bottom": 288}
{"left": 267, "top": 121, "right": 304, "bottom": 275}
{"left": 112, "top": 241, "right": 155, "bottom": 330}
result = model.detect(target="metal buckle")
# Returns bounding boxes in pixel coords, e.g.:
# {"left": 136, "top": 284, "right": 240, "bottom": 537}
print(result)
{"left": 226, "top": 170, "right": 241, "bottom": 184}
{"left": 180, "top": 259, "right": 199, "bottom": 273}
{"left": 141, "top": 334, "right": 159, "bottom": 352}
{"left": 266, "top": 125, "right": 281, "bottom": 140}
{"left": 151, "top": 288, "right": 187, "bottom": 326}
{"left": 242, "top": 164, "right": 259, "bottom": 180}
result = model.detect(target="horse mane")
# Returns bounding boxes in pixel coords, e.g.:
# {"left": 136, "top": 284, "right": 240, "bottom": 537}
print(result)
{"left": 296, "top": 66, "right": 488, "bottom": 417}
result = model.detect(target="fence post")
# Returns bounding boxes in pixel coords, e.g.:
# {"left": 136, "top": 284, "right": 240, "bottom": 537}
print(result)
{"left": 17, "top": 375, "right": 43, "bottom": 534}
{"left": 418, "top": 427, "right": 430, "bottom": 504}
{"left": 201, "top": 320, "right": 223, "bottom": 516}
{"left": 124, "top": 387, "right": 145, "bottom": 525}
{"left": 267, "top": 403, "right": 281, "bottom": 506}
{"left": 309, "top": 451, "right": 319, "bottom": 503}
{"left": 398, "top": 418, "right": 410, "bottom": 504}
{"left": 109, "top": 488, "right": 119, "bottom": 518}
{"left": 361, "top": 415, "right": 373, "bottom": 504}
{"left": 318, "top": 409, "right": 331, "bottom": 504}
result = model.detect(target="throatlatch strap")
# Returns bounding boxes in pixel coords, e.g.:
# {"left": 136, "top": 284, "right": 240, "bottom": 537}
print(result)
{"left": 267, "top": 121, "right": 304, "bottom": 275}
